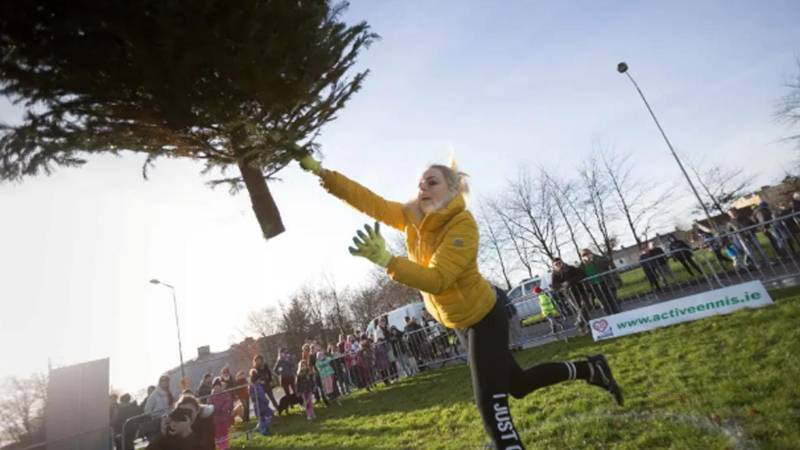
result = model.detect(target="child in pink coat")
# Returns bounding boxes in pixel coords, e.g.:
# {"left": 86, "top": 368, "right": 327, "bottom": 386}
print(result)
{"left": 208, "top": 377, "right": 234, "bottom": 450}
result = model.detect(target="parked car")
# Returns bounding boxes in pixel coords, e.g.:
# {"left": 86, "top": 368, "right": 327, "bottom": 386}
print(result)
{"left": 506, "top": 275, "right": 558, "bottom": 323}
{"left": 507, "top": 275, "right": 550, "bottom": 302}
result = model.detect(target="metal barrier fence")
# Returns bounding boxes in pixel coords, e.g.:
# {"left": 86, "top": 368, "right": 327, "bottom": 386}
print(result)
{"left": 536, "top": 209, "right": 800, "bottom": 334}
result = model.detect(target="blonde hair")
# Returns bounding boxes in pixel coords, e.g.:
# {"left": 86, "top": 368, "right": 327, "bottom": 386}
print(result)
{"left": 433, "top": 153, "right": 469, "bottom": 195}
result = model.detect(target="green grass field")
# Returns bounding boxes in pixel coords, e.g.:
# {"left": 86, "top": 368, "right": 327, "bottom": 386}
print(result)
{"left": 231, "top": 286, "right": 800, "bottom": 449}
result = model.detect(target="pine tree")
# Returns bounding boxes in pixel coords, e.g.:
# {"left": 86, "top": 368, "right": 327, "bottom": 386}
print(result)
{"left": 0, "top": 0, "right": 376, "bottom": 238}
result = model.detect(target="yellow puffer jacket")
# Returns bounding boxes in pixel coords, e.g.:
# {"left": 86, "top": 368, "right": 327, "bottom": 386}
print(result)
{"left": 320, "top": 169, "right": 496, "bottom": 329}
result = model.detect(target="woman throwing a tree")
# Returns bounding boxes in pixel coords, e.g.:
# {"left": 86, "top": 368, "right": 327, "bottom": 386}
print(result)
{"left": 297, "top": 154, "right": 623, "bottom": 449}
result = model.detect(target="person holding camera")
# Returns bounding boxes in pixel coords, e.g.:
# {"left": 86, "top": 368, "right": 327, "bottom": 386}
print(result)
{"left": 146, "top": 394, "right": 215, "bottom": 450}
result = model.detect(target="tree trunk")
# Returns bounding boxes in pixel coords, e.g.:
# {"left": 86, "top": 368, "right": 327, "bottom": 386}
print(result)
{"left": 238, "top": 159, "right": 286, "bottom": 239}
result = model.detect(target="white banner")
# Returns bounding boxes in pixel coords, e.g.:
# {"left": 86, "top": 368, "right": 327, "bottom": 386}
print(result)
{"left": 590, "top": 280, "right": 773, "bottom": 341}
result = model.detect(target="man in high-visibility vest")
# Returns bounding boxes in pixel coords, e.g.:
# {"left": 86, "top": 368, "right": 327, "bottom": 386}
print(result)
{"left": 534, "top": 286, "right": 566, "bottom": 335}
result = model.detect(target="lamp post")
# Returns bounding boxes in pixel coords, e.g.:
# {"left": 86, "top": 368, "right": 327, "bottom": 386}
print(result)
{"left": 149, "top": 279, "right": 186, "bottom": 379}
{"left": 616, "top": 62, "right": 719, "bottom": 233}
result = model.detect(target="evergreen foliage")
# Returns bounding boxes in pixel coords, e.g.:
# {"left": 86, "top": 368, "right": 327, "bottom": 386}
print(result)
{"left": 0, "top": 0, "right": 376, "bottom": 238}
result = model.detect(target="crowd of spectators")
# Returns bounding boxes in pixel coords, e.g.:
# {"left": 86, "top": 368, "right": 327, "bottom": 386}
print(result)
{"left": 110, "top": 314, "right": 464, "bottom": 449}
{"left": 542, "top": 198, "right": 800, "bottom": 335}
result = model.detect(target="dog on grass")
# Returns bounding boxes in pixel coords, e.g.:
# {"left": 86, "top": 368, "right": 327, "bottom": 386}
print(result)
{"left": 276, "top": 393, "right": 303, "bottom": 415}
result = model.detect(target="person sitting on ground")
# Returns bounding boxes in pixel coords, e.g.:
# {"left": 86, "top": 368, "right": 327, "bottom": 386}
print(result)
{"left": 534, "top": 286, "right": 566, "bottom": 335}
{"left": 146, "top": 394, "right": 214, "bottom": 450}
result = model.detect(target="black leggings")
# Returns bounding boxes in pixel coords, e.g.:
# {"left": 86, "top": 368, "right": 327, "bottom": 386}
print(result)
{"left": 464, "top": 291, "right": 591, "bottom": 449}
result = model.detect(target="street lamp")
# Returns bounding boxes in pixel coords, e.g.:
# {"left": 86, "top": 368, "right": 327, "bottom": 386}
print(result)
{"left": 149, "top": 279, "right": 186, "bottom": 379}
{"left": 616, "top": 62, "right": 719, "bottom": 233}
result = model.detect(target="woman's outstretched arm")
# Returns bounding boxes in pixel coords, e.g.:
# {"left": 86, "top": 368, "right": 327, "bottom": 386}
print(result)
{"left": 298, "top": 154, "right": 406, "bottom": 230}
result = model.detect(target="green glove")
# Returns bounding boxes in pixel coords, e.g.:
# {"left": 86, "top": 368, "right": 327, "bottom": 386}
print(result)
{"left": 348, "top": 221, "right": 393, "bottom": 267}
{"left": 298, "top": 153, "right": 322, "bottom": 175}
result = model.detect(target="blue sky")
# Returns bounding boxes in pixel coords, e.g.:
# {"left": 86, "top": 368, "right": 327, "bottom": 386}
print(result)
{"left": 1, "top": 1, "right": 798, "bottom": 394}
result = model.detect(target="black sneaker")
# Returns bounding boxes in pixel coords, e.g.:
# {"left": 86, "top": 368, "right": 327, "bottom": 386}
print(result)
{"left": 586, "top": 354, "right": 623, "bottom": 406}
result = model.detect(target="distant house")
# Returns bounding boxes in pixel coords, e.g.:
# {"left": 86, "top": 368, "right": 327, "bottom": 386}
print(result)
{"left": 731, "top": 176, "right": 800, "bottom": 210}
{"left": 694, "top": 176, "right": 800, "bottom": 234}
{"left": 159, "top": 337, "right": 268, "bottom": 395}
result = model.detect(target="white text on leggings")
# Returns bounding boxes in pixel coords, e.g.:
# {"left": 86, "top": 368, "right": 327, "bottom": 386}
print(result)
{"left": 492, "top": 393, "right": 522, "bottom": 449}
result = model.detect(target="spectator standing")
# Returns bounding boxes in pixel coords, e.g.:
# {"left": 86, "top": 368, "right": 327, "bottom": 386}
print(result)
{"left": 296, "top": 361, "right": 316, "bottom": 421}
{"left": 328, "top": 343, "right": 350, "bottom": 395}
{"left": 534, "top": 286, "right": 566, "bottom": 335}
{"left": 329, "top": 340, "right": 350, "bottom": 395}
{"left": 389, "top": 325, "right": 416, "bottom": 377}
{"left": 695, "top": 226, "right": 730, "bottom": 266}
{"left": 306, "top": 343, "right": 327, "bottom": 405}
{"left": 579, "top": 249, "right": 621, "bottom": 315}
{"left": 639, "top": 245, "right": 662, "bottom": 292}
{"left": 219, "top": 367, "right": 234, "bottom": 390}
{"left": 114, "top": 394, "right": 139, "bottom": 450}
{"left": 196, "top": 373, "right": 213, "bottom": 402}
{"left": 315, "top": 350, "right": 339, "bottom": 404}
{"left": 109, "top": 394, "right": 119, "bottom": 433}
{"left": 726, "top": 208, "right": 769, "bottom": 266}
{"left": 375, "top": 317, "right": 399, "bottom": 380}
{"left": 208, "top": 378, "right": 233, "bottom": 450}
{"left": 252, "top": 354, "right": 280, "bottom": 410}
{"left": 344, "top": 334, "right": 364, "bottom": 387}
{"left": 777, "top": 202, "right": 800, "bottom": 251}
{"left": 248, "top": 369, "right": 273, "bottom": 436}
{"left": 792, "top": 192, "right": 800, "bottom": 227}
{"left": 144, "top": 375, "right": 175, "bottom": 419}
{"left": 550, "top": 258, "right": 590, "bottom": 332}
{"left": 233, "top": 370, "right": 250, "bottom": 422}
{"left": 667, "top": 236, "right": 703, "bottom": 277}
{"left": 403, "top": 316, "right": 426, "bottom": 369}
{"left": 140, "top": 385, "right": 156, "bottom": 412}
{"left": 752, "top": 201, "right": 790, "bottom": 256}
{"left": 372, "top": 337, "right": 392, "bottom": 386}
{"left": 647, "top": 242, "right": 675, "bottom": 285}
{"left": 357, "top": 339, "right": 374, "bottom": 391}
{"left": 273, "top": 348, "right": 296, "bottom": 396}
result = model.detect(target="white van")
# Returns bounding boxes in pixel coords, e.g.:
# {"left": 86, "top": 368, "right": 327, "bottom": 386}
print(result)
{"left": 365, "top": 302, "right": 427, "bottom": 337}
{"left": 507, "top": 274, "right": 550, "bottom": 302}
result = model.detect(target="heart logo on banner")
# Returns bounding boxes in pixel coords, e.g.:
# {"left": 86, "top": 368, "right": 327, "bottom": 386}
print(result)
{"left": 592, "top": 319, "right": 609, "bottom": 333}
